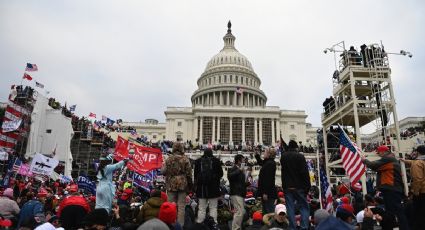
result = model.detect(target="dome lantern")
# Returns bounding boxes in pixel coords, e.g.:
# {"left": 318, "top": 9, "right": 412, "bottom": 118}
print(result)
{"left": 223, "top": 20, "right": 236, "bottom": 50}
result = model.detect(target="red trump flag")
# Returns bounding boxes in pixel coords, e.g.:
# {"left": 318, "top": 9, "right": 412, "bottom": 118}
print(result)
{"left": 114, "top": 136, "right": 129, "bottom": 161}
{"left": 127, "top": 145, "right": 163, "bottom": 175}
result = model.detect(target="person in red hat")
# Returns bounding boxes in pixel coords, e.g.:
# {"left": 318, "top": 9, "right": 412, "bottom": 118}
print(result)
{"left": 158, "top": 202, "right": 181, "bottom": 230}
{"left": 246, "top": 211, "right": 264, "bottom": 230}
{"left": 57, "top": 183, "right": 90, "bottom": 229}
{"left": 362, "top": 145, "right": 409, "bottom": 230}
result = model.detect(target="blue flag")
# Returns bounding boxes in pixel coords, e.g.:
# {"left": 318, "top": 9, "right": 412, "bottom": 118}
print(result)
{"left": 77, "top": 175, "right": 96, "bottom": 195}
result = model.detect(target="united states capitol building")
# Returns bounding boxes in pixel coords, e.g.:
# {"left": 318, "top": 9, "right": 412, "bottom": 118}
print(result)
{"left": 117, "top": 22, "right": 317, "bottom": 147}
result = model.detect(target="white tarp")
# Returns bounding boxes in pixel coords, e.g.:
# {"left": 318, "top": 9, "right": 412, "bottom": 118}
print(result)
{"left": 29, "top": 153, "right": 59, "bottom": 176}
{"left": 25, "top": 93, "right": 74, "bottom": 176}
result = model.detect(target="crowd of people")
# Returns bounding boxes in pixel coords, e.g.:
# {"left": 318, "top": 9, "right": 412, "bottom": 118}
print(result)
{"left": 0, "top": 140, "right": 422, "bottom": 230}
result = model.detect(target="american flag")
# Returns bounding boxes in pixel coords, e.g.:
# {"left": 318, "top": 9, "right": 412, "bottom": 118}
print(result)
{"left": 12, "top": 158, "right": 22, "bottom": 172}
{"left": 35, "top": 81, "right": 44, "bottom": 88}
{"left": 339, "top": 126, "right": 365, "bottom": 186}
{"left": 69, "top": 104, "right": 76, "bottom": 112}
{"left": 236, "top": 86, "right": 243, "bottom": 94}
{"left": 89, "top": 112, "right": 96, "bottom": 118}
{"left": 320, "top": 166, "right": 333, "bottom": 211}
{"left": 130, "top": 129, "right": 138, "bottom": 137}
{"left": 25, "top": 63, "right": 38, "bottom": 71}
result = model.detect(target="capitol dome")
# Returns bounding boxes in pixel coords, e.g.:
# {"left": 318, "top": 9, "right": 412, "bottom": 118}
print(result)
{"left": 191, "top": 21, "right": 267, "bottom": 108}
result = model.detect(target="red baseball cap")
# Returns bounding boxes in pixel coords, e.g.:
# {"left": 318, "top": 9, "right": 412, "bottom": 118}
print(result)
{"left": 376, "top": 145, "right": 389, "bottom": 153}
{"left": 252, "top": 211, "right": 263, "bottom": 221}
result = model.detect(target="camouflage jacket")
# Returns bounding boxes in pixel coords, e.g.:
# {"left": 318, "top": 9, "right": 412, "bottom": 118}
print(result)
{"left": 162, "top": 154, "right": 193, "bottom": 192}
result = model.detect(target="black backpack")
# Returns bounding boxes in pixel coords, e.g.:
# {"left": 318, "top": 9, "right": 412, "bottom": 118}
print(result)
{"left": 199, "top": 157, "right": 214, "bottom": 185}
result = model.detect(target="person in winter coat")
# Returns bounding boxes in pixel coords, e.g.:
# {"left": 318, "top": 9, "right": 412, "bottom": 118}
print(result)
{"left": 162, "top": 142, "right": 193, "bottom": 227}
{"left": 17, "top": 190, "right": 47, "bottom": 229}
{"left": 227, "top": 154, "right": 246, "bottom": 230}
{"left": 57, "top": 184, "right": 90, "bottom": 230}
{"left": 245, "top": 211, "right": 264, "bottom": 230}
{"left": 261, "top": 204, "right": 289, "bottom": 230}
{"left": 0, "top": 188, "right": 20, "bottom": 221}
{"left": 136, "top": 190, "right": 165, "bottom": 224}
{"left": 401, "top": 145, "right": 425, "bottom": 230}
{"left": 194, "top": 148, "right": 223, "bottom": 223}
{"left": 95, "top": 156, "right": 128, "bottom": 213}
{"left": 257, "top": 147, "right": 277, "bottom": 215}
{"left": 280, "top": 140, "right": 311, "bottom": 230}
{"left": 362, "top": 145, "right": 409, "bottom": 230}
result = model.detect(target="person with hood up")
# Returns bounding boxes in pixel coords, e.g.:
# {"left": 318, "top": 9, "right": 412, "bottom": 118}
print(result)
{"left": 95, "top": 155, "right": 128, "bottom": 213}
{"left": 0, "top": 188, "right": 20, "bottom": 224}
{"left": 136, "top": 189, "right": 165, "bottom": 224}
{"left": 161, "top": 142, "right": 192, "bottom": 227}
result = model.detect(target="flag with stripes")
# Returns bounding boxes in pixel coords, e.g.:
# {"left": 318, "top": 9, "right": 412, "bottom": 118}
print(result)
{"left": 23, "top": 73, "right": 33, "bottom": 81}
{"left": 69, "top": 104, "right": 76, "bottom": 112}
{"left": 35, "top": 82, "right": 44, "bottom": 88}
{"left": 89, "top": 112, "right": 96, "bottom": 118}
{"left": 339, "top": 126, "right": 365, "bottom": 186}
{"left": 25, "top": 63, "right": 38, "bottom": 71}
{"left": 320, "top": 166, "right": 333, "bottom": 211}
{"left": 12, "top": 158, "right": 22, "bottom": 172}
{"left": 236, "top": 86, "right": 243, "bottom": 94}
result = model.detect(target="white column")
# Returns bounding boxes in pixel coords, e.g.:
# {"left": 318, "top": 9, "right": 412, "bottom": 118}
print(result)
{"left": 257, "top": 96, "right": 259, "bottom": 107}
{"left": 271, "top": 119, "right": 276, "bottom": 145}
{"left": 199, "top": 117, "right": 203, "bottom": 143}
{"left": 207, "top": 93, "right": 210, "bottom": 106}
{"left": 217, "top": 117, "right": 221, "bottom": 143}
{"left": 276, "top": 119, "right": 281, "bottom": 140}
{"left": 259, "top": 119, "right": 263, "bottom": 144}
{"left": 220, "top": 92, "right": 223, "bottom": 105}
{"left": 239, "top": 92, "right": 243, "bottom": 106}
{"left": 242, "top": 118, "right": 246, "bottom": 143}
{"left": 212, "top": 117, "right": 216, "bottom": 143}
{"left": 229, "top": 117, "right": 233, "bottom": 143}
{"left": 254, "top": 118, "right": 258, "bottom": 144}
{"left": 193, "top": 117, "right": 198, "bottom": 142}
{"left": 227, "top": 91, "right": 230, "bottom": 106}
{"left": 233, "top": 92, "right": 237, "bottom": 106}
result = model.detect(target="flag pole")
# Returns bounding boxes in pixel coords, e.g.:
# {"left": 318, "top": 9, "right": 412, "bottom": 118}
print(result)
{"left": 317, "top": 149, "right": 323, "bottom": 209}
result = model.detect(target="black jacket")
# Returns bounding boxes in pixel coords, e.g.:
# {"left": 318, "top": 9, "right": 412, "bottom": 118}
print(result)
{"left": 280, "top": 150, "right": 311, "bottom": 192}
{"left": 257, "top": 158, "right": 277, "bottom": 199}
{"left": 194, "top": 155, "right": 223, "bottom": 198}
{"left": 227, "top": 165, "right": 246, "bottom": 197}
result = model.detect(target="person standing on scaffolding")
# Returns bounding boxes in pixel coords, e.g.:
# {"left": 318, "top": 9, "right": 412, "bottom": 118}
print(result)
{"left": 362, "top": 145, "right": 410, "bottom": 230}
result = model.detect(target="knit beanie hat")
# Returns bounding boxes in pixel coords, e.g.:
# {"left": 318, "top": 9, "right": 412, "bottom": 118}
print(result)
{"left": 137, "top": 218, "right": 169, "bottom": 230}
{"left": 252, "top": 211, "right": 263, "bottom": 221}
{"left": 3, "top": 188, "right": 14, "bottom": 199}
{"left": 158, "top": 202, "right": 177, "bottom": 225}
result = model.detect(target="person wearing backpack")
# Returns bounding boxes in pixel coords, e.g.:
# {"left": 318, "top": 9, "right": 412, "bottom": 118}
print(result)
{"left": 194, "top": 148, "right": 223, "bottom": 224}
{"left": 401, "top": 145, "right": 425, "bottom": 230}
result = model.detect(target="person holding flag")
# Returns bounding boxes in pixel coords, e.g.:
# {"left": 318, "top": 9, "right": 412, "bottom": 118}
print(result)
{"left": 362, "top": 145, "right": 409, "bottom": 230}
{"left": 95, "top": 155, "right": 129, "bottom": 213}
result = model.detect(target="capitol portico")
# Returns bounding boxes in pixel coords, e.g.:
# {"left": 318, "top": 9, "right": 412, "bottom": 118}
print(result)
{"left": 162, "top": 22, "right": 316, "bottom": 146}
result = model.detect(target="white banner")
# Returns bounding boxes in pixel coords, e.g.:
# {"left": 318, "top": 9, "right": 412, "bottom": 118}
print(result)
{"left": 29, "top": 153, "right": 59, "bottom": 176}
{"left": 1, "top": 119, "right": 22, "bottom": 132}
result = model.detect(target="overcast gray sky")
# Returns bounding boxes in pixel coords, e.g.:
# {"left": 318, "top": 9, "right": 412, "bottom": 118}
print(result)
{"left": 1, "top": 0, "right": 424, "bottom": 130}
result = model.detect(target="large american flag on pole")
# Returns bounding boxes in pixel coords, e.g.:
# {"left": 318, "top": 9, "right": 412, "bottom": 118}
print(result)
{"left": 339, "top": 126, "right": 365, "bottom": 186}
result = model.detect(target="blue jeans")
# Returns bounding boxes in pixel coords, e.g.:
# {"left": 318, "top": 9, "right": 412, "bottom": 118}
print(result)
{"left": 284, "top": 189, "right": 310, "bottom": 230}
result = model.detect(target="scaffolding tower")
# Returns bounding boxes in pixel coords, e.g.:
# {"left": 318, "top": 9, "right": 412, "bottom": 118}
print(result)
{"left": 321, "top": 41, "right": 408, "bottom": 195}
